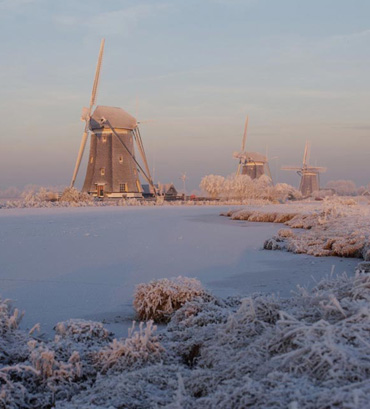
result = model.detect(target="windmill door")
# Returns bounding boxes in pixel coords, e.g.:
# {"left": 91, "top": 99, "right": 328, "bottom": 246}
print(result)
{"left": 97, "top": 185, "right": 104, "bottom": 198}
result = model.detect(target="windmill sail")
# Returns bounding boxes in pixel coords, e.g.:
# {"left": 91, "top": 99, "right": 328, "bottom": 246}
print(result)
{"left": 70, "top": 38, "right": 105, "bottom": 188}
{"left": 282, "top": 141, "right": 326, "bottom": 196}
{"left": 70, "top": 39, "right": 155, "bottom": 199}
{"left": 234, "top": 116, "right": 272, "bottom": 182}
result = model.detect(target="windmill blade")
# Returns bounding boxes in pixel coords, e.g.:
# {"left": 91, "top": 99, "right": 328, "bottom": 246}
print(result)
{"left": 281, "top": 166, "right": 302, "bottom": 171}
{"left": 70, "top": 39, "right": 105, "bottom": 188}
{"left": 70, "top": 124, "right": 89, "bottom": 188}
{"left": 89, "top": 38, "right": 105, "bottom": 110}
{"left": 241, "top": 115, "right": 249, "bottom": 151}
{"left": 303, "top": 140, "right": 311, "bottom": 166}
{"left": 306, "top": 166, "right": 327, "bottom": 173}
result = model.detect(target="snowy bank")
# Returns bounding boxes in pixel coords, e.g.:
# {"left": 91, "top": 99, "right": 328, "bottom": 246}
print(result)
{"left": 223, "top": 197, "right": 370, "bottom": 260}
{"left": 1, "top": 270, "right": 370, "bottom": 408}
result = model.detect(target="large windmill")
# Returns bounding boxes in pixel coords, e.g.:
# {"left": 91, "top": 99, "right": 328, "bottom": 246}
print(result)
{"left": 233, "top": 116, "right": 272, "bottom": 180}
{"left": 70, "top": 39, "right": 155, "bottom": 198}
{"left": 282, "top": 141, "right": 326, "bottom": 196}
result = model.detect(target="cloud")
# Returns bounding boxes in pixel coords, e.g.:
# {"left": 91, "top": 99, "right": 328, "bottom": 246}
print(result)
{"left": 55, "top": 3, "right": 170, "bottom": 36}
{"left": 0, "top": 0, "right": 43, "bottom": 11}
{"left": 328, "top": 29, "right": 370, "bottom": 43}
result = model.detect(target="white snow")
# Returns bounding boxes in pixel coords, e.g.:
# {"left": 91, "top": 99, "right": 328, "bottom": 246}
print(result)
{"left": 0, "top": 203, "right": 368, "bottom": 408}
{"left": 0, "top": 206, "right": 358, "bottom": 338}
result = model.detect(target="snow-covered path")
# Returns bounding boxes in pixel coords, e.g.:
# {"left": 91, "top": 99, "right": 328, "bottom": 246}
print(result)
{"left": 0, "top": 206, "right": 359, "bottom": 337}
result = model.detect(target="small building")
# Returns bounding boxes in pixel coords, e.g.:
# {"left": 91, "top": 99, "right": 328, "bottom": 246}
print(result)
{"left": 142, "top": 183, "right": 178, "bottom": 200}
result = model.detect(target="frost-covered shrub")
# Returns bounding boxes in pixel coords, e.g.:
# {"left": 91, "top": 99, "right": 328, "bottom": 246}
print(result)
{"left": 271, "top": 183, "right": 302, "bottom": 202}
{"left": 28, "top": 340, "right": 82, "bottom": 382}
{"left": 59, "top": 187, "right": 93, "bottom": 204}
{"left": 200, "top": 174, "right": 301, "bottom": 203}
{"left": 95, "top": 321, "right": 163, "bottom": 372}
{"left": 277, "top": 228, "right": 294, "bottom": 238}
{"left": 0, "top": 298, "right": 23, "bottom": 335}
{"left": 0, "top": 298, "right": 28, "bottom": 365}
{"left": 326, "top": 180, "right": 357, "bottom": 196}
{"left": 54, "top": 319, "right": 112, "bottom": 344}
{"left": 3, "top": 271, "right": 370, "bottom": 408}
{"left": 134, "top": 276, "right": 207, "bottom": 322}
{"left": 200, "top": 175, "right": 226, "bottom": 199}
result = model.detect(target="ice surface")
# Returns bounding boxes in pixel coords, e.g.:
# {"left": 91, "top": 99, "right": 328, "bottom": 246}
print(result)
{"left": 0, "top": 206, "right": 358, "bottom": 338}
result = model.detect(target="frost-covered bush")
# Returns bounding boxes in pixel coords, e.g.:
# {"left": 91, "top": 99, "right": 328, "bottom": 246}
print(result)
{"left": 133, "top": 276, "right": 207, "bottom": 322}
{"left": 272, "top": 183, "right": 302, "bottom": 202}
{"left": 200, "top": 174, "right": 300, "bottom": 203}
{"left": 0, "top": 298, "right": 23, "bottom": 335}
{"left": 55, "top": 319, "right": 112, "bottom": 344}
{"left": 3, "top": 271, "right": 370, "bottom": 408}
{"left": 200, "top": 175, "right": 226, "bottom": 199}
{"left": 326, "top": 180, "right": 357, "bottom": 196}
{"left": 95, "top": 321, "right": 163, "bottom": 372}
{"left": 59, "top": 187, "right": 93, "bottom": 204}
{"left": 225, "top": 198, "right": 370, "bottom": 260}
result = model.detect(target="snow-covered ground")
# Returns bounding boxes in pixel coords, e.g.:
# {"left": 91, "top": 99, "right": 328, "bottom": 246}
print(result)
{"left": 2, "top": 204, "right": 369, "bottom": 408}
{"left": 0, "top": 205, "right": 358, "bottom": 338}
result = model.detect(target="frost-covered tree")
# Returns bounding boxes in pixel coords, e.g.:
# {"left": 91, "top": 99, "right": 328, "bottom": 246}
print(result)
{"left": 271, "top": 183, "right": 302, "bottom": 202}
{"left": 200, "top": 175, "right": 225, "bottom": 199}
{"left": 200, "top": 173, "right": 301, "bottom": 202}
{"left": 326, "top": 180, "right": 357, "bottom": 196}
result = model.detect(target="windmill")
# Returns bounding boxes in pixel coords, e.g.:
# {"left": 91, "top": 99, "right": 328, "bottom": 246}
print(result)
{"left": 233, "top": 116, "right": 272, "bottom": 180}
{"left": 70, "top": 39, "right": 155, "bottom": 198}
{"left": 282, "top": 141, "right": 326, "bottom": 196}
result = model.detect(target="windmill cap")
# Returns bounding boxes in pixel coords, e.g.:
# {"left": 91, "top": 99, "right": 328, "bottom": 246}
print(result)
{"left": 90, "top": 106, "right": 137, "bottom": 130}
{"left": 234, "top": 151, "right": 267, "bottom": 163}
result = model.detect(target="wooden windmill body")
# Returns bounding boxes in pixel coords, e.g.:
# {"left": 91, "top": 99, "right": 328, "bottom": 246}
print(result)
{"left": 282, "top": 141, "right": 326, "bottom": 197}
{"left": 70, "top": 39, "right": 154, "bottom": 198}
{"left": 233, "top": 116, "right": 272, "bottom": 180}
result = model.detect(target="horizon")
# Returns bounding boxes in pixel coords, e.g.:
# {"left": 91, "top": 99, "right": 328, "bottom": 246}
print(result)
{"left": 1, "top": 0, "right": 370, "bottom": 192}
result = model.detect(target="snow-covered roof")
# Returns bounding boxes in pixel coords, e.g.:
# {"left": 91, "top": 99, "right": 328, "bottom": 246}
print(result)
{"left": 234, "top": 151, "right": 267, "bottom": 163}
{"left": 245, "top": 152, "right": 267, "bottom": 163}
{"left": 90, "top": 106, "right": 137, "bottom": 130}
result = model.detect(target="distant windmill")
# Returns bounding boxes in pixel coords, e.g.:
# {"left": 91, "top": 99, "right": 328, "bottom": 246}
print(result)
{"left": 70, "top": 39, "right": 155, "bottom": 198}
{"left": 233, "top": 116, "right": 272, "bottom": 180}
{"left": 282, "top": 141, "right": 326, "bottom": 196}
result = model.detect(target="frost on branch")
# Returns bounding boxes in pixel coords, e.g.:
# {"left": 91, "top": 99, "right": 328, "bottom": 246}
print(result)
{"left": 133, "top": 276, "right": 207, "bottom": 322}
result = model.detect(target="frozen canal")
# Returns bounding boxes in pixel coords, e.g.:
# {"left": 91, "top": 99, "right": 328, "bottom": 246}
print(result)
{"left": 0, "top": 206, "right": 359, "bottom": 337}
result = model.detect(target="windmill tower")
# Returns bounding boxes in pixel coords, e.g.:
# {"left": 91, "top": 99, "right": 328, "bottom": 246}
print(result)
{"left": 233, "top": 116, "right": 272, "bottom": 180}
{"left": 282, "top": 141, "right": 326, "bottom": 196}
{"left": 70, "top": 39, "right": 155, "bottom": 198}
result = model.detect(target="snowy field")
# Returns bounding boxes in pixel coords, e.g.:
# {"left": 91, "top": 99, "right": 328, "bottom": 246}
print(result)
{"left": 2, "top": 204, "right": 370, "bottom": 408}
{"left": 0, "top": 206, "right": 358, "bottom": 338}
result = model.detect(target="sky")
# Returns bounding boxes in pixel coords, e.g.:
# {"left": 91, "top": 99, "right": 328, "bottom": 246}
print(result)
{"left": 1, "top": 0, "right": 370, "bottom": 192}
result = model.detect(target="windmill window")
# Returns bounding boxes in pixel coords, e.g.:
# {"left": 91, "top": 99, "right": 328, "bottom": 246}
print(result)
{"left": 90, "top": 156, "right": 94, "bottom": 164}
{"left": 100, "top": 168, "right": 105, "bottom": 176}
{"left": 102, "top": 135, "right": 107, "bottom": 142}
{"left": 120, "top": 183, "right": 128, "bottom": 193}
{"left": 119, "top": 156, "right": 123, "bottom": 163}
